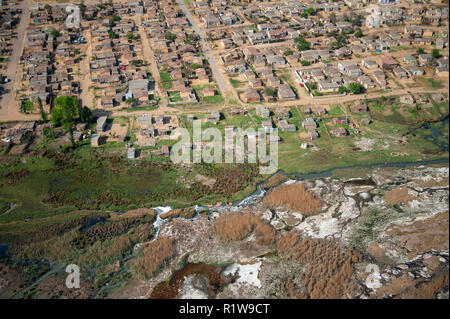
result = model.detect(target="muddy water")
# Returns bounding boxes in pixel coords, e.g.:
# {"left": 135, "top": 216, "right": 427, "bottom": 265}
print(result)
{"left": 149, "top": 263, "right": 234, "bottom": 299}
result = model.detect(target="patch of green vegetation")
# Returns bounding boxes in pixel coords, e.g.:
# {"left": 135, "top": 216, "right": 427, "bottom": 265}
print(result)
{"left": 0, "top": 199, "right": 9, "bottom": 214}
{"left": 230, "top": 78, "right": 245, "bottom": 88}
{"left": 168, "top": 91, "right": 182, "bottom": 103}
{"left": 160, "top": 72, "right": 172, "bottom": 89}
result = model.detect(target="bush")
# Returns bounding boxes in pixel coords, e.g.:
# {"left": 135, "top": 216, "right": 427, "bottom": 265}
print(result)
{"left": 300, "top": 60, "right": 310, "bottom": 66}
{"left": 295, "top": 36, "right": 310, "bottom": 51}
{"left": 264, "top": 183, "right": 321, "bottom": 216}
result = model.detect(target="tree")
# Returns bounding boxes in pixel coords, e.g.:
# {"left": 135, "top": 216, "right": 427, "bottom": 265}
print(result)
{"left": 349, "top": 82, "right": 365, "bottom": 94}
{"left": 125, "top": 97, "right": 137, "bottom": 107}
{"left": 300, "top": 60, "right": 310, "bottom": 66}
{"left": 295, "top": 36, "right": 310, "bottom": 51}
{"left": 306, "top": 8, "right": 315, "bottom": 15}
{"left": 51, "top": 29, "right": 60, "bottom": 40}
{"left": 20, "top": 99, "right": 34, "bottom": 113}
{"left": 165, "top": 33, "right": 175, "bottom": 41}
{"left": 264, "top": 87, "right": 274, "bottom": 96}
{"left": 283, "top": 49, "right": 294, "bottom": 56}
{"left": 44, "top": 4, "right": 52, "bottom": 14}
{"left": 108, "top": 31, "right": 116, "bottom": 39}
{"left": 37, "top": 97, "right": 48, "bottom": 122}
{"left": 354, "top": 30, "right": 363, "bottom": 38}
{"left": 50, "top": 96, "right": 79, "bottom": 126}
{"left": 417, "top": 47, "right": 425, "bottom": 54}
{"left": 338, "top": 86, "right": 348, "bottom": 94}
{"left": 432, "top": 49, "right": 440, "bottom": 58}
{"left": 80, "top": 106, "right": 93, "bottom": 124}
{"left": 126, "top": 32, "right": 137, "bottom": 40}
{"left": 301, "top": 12, "right": 308, "bottom": 18}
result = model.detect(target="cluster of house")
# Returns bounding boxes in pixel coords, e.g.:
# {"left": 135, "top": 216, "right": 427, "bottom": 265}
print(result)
{"left": 203, "top": 0, "right": 448, "bottom": 65}
{"left": 1, "top": 121, "right": 36, "bottom": 146}
{"left": 191, "top": 0, "right": 243, "bottom": 29}
{"left": 301, "top": 113, "right": 353, "bottom": 139}
{"left": 366, "top": 3, "right": 448, "bottom": 28}
{"left": 0, "top": 1, "right": 21, "bottom": 60}
{"left": 220, "top": 47, "right": 297, "bottom": 103}
{"left": 0, "top": 119, "right": 91, "bottom": 154}
{"left": 21, "top": 23, "right": 83, "bottom": 111}
{"left": 398, "top": 92, "right": 446, "bottom": 106}
{"left": 88, "top": 10, "right": 154, "bottom": 109}
{"left": 0, "top": 0, "right": 22, "bottom": 95}
{"left": 135, "top": 113, "right": 178, "bottom": 148}
{"left": 29, "top": 2, "right": 71, "bottom": 25}
{"left": 143, "top": 0, "right": 216, "bottom": 103}
{"left": 296, "top": 49, "right": 448, "bottom": 95}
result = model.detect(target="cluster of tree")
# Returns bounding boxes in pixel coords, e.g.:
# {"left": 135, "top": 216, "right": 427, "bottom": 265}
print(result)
{"left": 50, "top": 96, "right": 93, "bottom": 146}
{"left": 295, "top": 36, "right": 310, "bottom": 51}
{"left": 348, "top": 82, "right": 365, "bottom": 94}
{"left": 108, "top": 30, "right": 117, "bottom": 39}
{"left": 126, "top": 32, "right": 138, "bottom": 40}
{"left": 109, "top": 15, "right": 121, "bottom": 27}
{"left": 300, "top": 8, "right": 316, "bottom": 18}
{"left": 331, "top": 32, "right": 348, "bottom": 49}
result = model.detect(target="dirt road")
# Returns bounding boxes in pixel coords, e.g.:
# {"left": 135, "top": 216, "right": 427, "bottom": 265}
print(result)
{"left": 0, "top": 0, "right": 31, "bottom": 121}
{"left": 175, "top": 0, "right": 231, "bottom": 95}
{"left": 134, "top": 15, "right": 167, "bottom": 107}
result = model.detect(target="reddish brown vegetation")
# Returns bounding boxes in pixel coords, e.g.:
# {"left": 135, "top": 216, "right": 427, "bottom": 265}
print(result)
{"left": 215, "top": 213, "right": 276, "bottom": 245}
{"left": 376, "top": 272, "right": 449, "bottom": 299}
{"left": 264, "top": 183, "right": 322, "bottom": 216}
{"left": 276, "top": 232, "right": 362, "bottom": 299}
{"left": 134, "top": 237, "right": 176, "bottom": 279}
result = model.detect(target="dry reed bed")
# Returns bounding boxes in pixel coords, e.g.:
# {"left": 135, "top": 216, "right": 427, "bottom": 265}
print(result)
{"left": 263, "top": 183, "right": 322, "bottom": 216}
{"left": 133, "top": 237, "right": 176, "bottom": 279}
{"left": 215, "top": 213, "right": 276, "bottom": 245}
{"left": 276, "top": 232, "right": 362, "bottom": 298}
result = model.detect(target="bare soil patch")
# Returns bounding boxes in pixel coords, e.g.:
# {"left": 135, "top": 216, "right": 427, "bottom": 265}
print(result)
{"left": 384, "top": 187, "right": 418, "bottom": 206}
